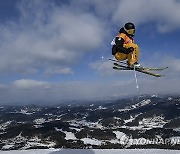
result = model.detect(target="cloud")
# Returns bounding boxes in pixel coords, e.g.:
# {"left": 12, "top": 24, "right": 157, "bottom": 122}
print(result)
{"left": 89, "top": 58, "right": 136, "bottom": 80}
{"left": 0, "top": 0, "right": 105, "bottom": 75}
{"left": 0, "top": 0, "right": 180, "bottom": 105}
{"left": 90, "top": 59, "right": 115, "bottom": 75}
{"left": 44, "top": 66, "right": 74, "bottom": 75}
{"left": 68, "top": 0, "right": 180, "bottom": 34}
{"left": 89, "top": 53, "right": 180, "bottom": 97}
{"left": 12, "top": 79, "right": 49, "bottom": 89}
{"left": 0, "top": 73, "right": 180, "bottom": 105}
{"left": 1, "top": 52, "right": 180, "bottom": 105}
{"left": 0, "top": 78, "right": 138, "bottom": 105}
{"left": 112, "top": 0, "right": 180, "bottom": 33}
{"left": 0, "top": 0, "right": 179, "bottom": 76}
{"left": 91, "top": 53, "right": 180, "bottom": 77}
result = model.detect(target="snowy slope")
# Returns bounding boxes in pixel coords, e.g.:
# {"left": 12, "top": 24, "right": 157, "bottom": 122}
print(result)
{"left": 0, "top": 94, "right": 180, "bottom": 150}
{"left": 0, "top": 149, "right": 180, "bottom": 154}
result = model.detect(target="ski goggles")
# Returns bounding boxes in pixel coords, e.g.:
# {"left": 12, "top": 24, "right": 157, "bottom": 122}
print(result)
{"left": 126, "top": 29, "right": 135, "bottom": 35}
{"left": 124, "top": 27, "right": 135, "bottom": 35}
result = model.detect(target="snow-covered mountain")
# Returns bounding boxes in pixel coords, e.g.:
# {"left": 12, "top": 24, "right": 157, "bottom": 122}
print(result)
{"left": 0, "top": 94, "right": 180, "bottom": 150}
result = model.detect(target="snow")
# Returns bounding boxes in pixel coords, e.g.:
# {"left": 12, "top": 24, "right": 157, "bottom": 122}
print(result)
{"left": 132, "top": 99, "right": 151, "bottom": 108}
{"left": 21, "top": 141, "right": 55, "bottom": 150}
{"left": 64, "top": 131, "right": 77, "bottom": 140}
{"left": 121, "top": 115, "right": 168, "bottom": 130}
{"left": 151, "top": 94, "right": 158, "bottom": 97}
{"left": 113, "top": 131, "right": 125, "bottom": 139}
{"left": 69, "top": 120, "right": 103, "bottom": 129}
{"left": 69, "top": 126, "right": 82, "bottom": 132}
{"left": 33, "top": 118, "right": 46, "bottom": 125}
{"left": 118, "top": 108, "right": 130, "bottom": 112}
{"left": 174, "top": 127, "right": 180, "bottom": 132}
{"left": 0, "top": 149, "right": 180, "bottom": 154}
{"left": 81, "top": 138, "right": 102, "bottom": 145}
{"left": 140, "top": 99, "right": 151, "bottom": 106}
{"left": 54, "top": 128, "right": 77, "bottom": 140}
{"left": 19, "top": 109, "right": 33, "bottom": 115}
{"left": 34, "top": 124, "right": 44, "bottom": 128}
{"left": 138, "top": 116, "right": 167, "bottom": 128}
{"left": 9, "top": 109, "right": 34, "bottom": 115}
{"left": 124, "top": 115, "right": 135, "bottom": 124}
{"left": 120, "top": 115, "right": 168, "bottom": 131}
{"left": 168, "top": 97, "right": 172, "bottom": 100}
{"left": 118, "top": 99, "right": 151, "bottom": 113}
{"left": 1, "top": 133, "right": 55, "bottom": 150}
{"left": 0, "top": 121, "right": 12, "bottom": 130}
{"left": 112, "top": 131, "right": 133, "bottom": 146}
{"left": 98, "top": 106, "right": 107, "bottom": 110}
{"left": 2, "top": 144, "right": 14, "bottom": 150}
{"left": 54, "top": 127, "right": 62, "bottom": 132}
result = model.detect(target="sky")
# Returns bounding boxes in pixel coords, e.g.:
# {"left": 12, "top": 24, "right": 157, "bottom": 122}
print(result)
{"left": 0, "top": 0, "right": 180, "bottom": 105}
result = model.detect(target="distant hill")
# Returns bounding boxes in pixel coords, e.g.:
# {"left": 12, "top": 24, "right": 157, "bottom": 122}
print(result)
{"left": 0, "top": 94, "right": 180, "bottom": 150}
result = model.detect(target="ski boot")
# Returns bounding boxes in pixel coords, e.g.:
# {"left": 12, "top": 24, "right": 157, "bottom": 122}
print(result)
{"left": 133, "top": 62, "right": 141, "bottom": 68}
{"left": 128, "top": 62, "right": 142, "bottom": 69}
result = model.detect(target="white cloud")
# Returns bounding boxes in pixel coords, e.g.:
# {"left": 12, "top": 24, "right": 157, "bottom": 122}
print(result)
{"left": 0, "top": 0, "right": 105, "bottom": 75}
{"left": 0, "top": 79, "right": 135, "bottom": 105}
{"left": 0, "top": 0, "right": 179, "bottom": 75}
{"left": 90, "top": 59, "right": 115, "bottom": 75}
{"left": 91, "top": 53, "right": 180, "bottom": 77}
{"left": 112, "top": 0, "right": 180, "bottom": 33}
{"left": 1, "top": 52, "right": 180, "bottom": 105}
{"left": 0, "top": 73, "right": 179, "bottom": 105}
{"left": 44, "top": 66, "right": 73, "bottom": 75}
{"left": 89, "top": 53, "right": 180, "bottom": 97}
{"left": 12, "top": 79, "right": 49, "bottom": 89}
{"left": 0, "top": 0, "right": 180, "bottom": 104}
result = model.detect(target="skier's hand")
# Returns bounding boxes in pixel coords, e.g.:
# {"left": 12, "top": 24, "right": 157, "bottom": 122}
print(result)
{"left": 126, "top": 47, "right": 134, "bottom": 54}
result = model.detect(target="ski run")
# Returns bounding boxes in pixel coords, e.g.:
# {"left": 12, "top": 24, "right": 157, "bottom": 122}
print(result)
{"left": 0, "top": 149, "right": 180, "bottom": 154}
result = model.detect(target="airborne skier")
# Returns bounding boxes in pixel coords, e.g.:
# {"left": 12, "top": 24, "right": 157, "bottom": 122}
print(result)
{"left": 110, "top": 22, "right": 167, "bottom": 77}
{"left": 111, "top": 22, "right": 140, "bottom": 68}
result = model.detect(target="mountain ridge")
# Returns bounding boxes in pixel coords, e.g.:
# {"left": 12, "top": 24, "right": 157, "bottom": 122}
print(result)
{"left": 0, "top": 94, "right": 180, "bottom": 150}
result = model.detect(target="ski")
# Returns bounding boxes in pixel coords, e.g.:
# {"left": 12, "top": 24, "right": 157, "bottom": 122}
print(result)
{"left": 142, "top": 67, "right": 168, "bottom": 71}
{"left": 113, "top": 66, "right": 164, "bottom": 77}
{"left": 109, "top": 58, "right": 167, "bottom": 77}
{"left": 113, "top": 62, "right": 168, "bottom": 71}
{"left": 109, "top": 58, "right": 127, "bottom": 65}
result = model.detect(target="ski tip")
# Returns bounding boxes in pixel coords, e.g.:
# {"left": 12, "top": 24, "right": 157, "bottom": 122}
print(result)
{"left": 113, "top": 66, "right": 118, "bottom": 69}
{"left": 161, "top": 66, "right": 168, "bottom": 70}
{"left": 156, "top": 74, "right": 165, "bottom": 77}
{"left": 113, "top": 63, "right": 119, "bottom": 66}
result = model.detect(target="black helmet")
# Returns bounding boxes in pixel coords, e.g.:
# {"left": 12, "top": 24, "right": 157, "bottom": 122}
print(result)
{"left": 124, "top": 22, "right": 135, "bottom": 36}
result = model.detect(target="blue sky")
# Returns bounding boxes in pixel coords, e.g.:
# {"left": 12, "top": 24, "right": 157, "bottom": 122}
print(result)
{"left": 0, "top": 0, "right": 180, "bottom": 105}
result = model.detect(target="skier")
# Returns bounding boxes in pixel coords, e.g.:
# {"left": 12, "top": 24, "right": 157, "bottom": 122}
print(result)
{"left": 111, "top": 22, "right": 140, "bottom": 68}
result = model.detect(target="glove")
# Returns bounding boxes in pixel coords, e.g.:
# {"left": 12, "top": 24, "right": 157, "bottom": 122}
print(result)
{"left": 125, "top": 47, "right": 134, "bottom": 54}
